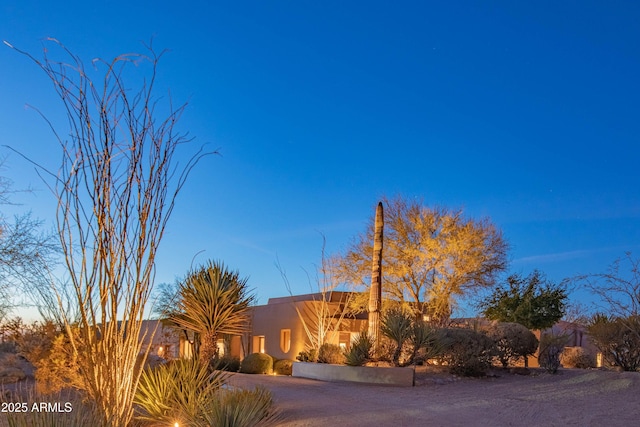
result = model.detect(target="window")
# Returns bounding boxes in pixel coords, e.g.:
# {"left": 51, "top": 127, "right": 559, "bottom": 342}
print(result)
{"left": 280, "top": 329, "right": 291, "bottom": 353}
{"left": 253, "top": 335, "right": 265, "bottom": 353}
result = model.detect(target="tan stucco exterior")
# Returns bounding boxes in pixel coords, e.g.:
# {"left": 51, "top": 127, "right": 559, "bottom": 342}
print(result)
{"left": 249, "top": 292, "right": 366, "bottom": 360}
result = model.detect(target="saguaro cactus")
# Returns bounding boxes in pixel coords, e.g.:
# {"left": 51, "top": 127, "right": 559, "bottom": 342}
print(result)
{"left": 368, "top": 201, "right": 384, "bottom": 348}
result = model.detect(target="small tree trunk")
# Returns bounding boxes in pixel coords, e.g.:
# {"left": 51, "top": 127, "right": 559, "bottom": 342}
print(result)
{"left": 199, "top": 331, "right": 219, "bottom": 364}
{"left": 368, "top": 202, "right": 384, "bottom": 351}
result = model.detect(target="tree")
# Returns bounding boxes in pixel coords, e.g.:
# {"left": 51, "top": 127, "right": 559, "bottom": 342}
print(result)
{"left": 8, "top": 39, "right": 207, "bottom": 426}
{"left": 579, "top": 252, "right": 640, "bottom": 318}
{"left": 166, "top": 260, "right": 254, "bottom": 364}
{"left": 480, "top": 270, "right": 568, "bottom": 330}
{"left": 332, "top": 195, "right": 508, "bottom": 322}
{"left": 483, "top": 322, "right": 539, "bottom": 368}
{"left": 0, "top": 167, "right": 57, "bottom": 323}
{"left": 579, "top": 254, "right": 640, "bottom": 371}
{"left": 277, "top": 236, "right": 355, "bottom": 354}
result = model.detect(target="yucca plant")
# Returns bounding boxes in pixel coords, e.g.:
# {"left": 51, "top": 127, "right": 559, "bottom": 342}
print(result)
{"left": 344, "top": 331, "right": 374, "bottom": 366}
{"left": 134, "top": 358, "right": 228, "bottom": 425}
{"left": 167, "top": 261, "right": 255, "bottom": 364}
{"left": 381, "top": 307, "right": 413, "bottom": 365}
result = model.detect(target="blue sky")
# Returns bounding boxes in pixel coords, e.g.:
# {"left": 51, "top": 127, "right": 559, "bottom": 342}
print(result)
{"left": 1, "top": 1, "right": 639, "bottom": 315}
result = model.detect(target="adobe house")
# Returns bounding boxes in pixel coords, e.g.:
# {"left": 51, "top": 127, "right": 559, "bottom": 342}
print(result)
{"left": 247, "top": 291, "right": 367, "bottom": 360}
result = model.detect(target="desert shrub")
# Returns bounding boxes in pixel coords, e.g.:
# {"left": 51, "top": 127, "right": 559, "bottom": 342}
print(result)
{"left": 3, "top": 385, "right": 99, "bottom": 427}
{"left": 484, "top": 322, "right": 539, "bottom": 368}
{"left": 561, "top": 346, "right": 595, "bottom": 369}
{"left": 318, "top": 343, "right": 345, "bottom": 364}
{"left": 437, "top": 327, "right": 496, "bottom": 376}
{"left": 538, "top": 333, "right": 569, "bottom": 373}
{"left": 296, "top": 348, "right": 318, "bottom": 363}
{"left": 273, "top": 359, "right": 293, "bottom": 375}
{"left": 214, "top": 354, "right": 241, "bottom": 372}
{"left": 0, "top": 353, "right": 26, "bottom": 384}
{"left": 0, "top": 341, "right": 17, "bottom": 353}
{"left": 344, "top": 331, "right": 374, "bottom": 366}
{"left": 135, "top": 358, "right": 227, "bottom": 425}
{"left": 14, "top": 319, "right": 59, "bottom": 365}
{"left": 202, "top": 387, "right": 276, "bottom": 427}
{"left": 240, "top": 353, "right": 274, "bottom": 374}
{"left": 34, "top": 330, "right": 86, "bottom": 394}
{"left": 588, "top": 314, "right": 640, "bottom": 372}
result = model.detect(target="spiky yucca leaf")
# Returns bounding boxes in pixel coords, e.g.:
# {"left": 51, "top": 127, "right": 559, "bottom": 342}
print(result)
{"left": 169, "top": 261, "right": 254, "bottom": 362}
{"left": 134, "top": 358, "right": 228, "bottom": 425}
{"left": 202, "top": 387, "right": 276, "bottom": 427}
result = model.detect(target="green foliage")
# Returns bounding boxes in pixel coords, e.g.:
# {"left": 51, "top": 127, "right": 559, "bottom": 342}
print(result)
{"left": 381, "top": 308, "right": 413, "bottom": 365}
{"left": 135, "top": 358, "right": 228, "bottom": 425}
{"left": 484, "top": 322, "right": 539, "bottom": 368}
{"left": 213, "top": 354, "right": 241, "bottom": 372}
{"left": 344, "top": 331, "right": 374, "bottom": 366}
{"left": 273, "top": 359, "right": 293, "bottom": 375}
{"left": 437, "top": 328, "right": 496, "bottom": 376}
{"left": 167, "top": 260, "right": 255, "bottom": 363}
{"left": 538, "top": 333, "right": 569, "bottom": 373}
{"left": 480, "top": 270, "right": 567, "bottom": 330}
{"left": 406, "top": 322, "right": 440, "bottom": 366}
{"left": 318, "top": 343, "right": 345, "bottom": 364}
{"left": 560, "top": 346, "right": 595, "bottom": 369}
{"left": 588, "top": 314, "right": 640, "bottom": 371}
{"left": 240, "top": 353, "right": 274, "bottom": 374}
{"left": 380, "top": 308, "right": 440, "bottom": 366}
{"left": 296, "top": 348, "right": 318, "bottom": 363}
{"left": 201, "top": 387, "right": 276, "bottom": 427}
{"left": 134, "top": 358, "right": 275, "bottom": 427}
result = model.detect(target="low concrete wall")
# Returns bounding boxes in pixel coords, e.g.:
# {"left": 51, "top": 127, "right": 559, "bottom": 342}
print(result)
{"left": 292, "top": 362, "right": 414, "bottom": 386}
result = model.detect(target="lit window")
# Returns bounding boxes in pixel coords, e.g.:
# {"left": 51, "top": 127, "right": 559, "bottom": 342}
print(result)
{"left": 253, "top": 335, "right": 265, "bottom": 353}
{"left": 280, "top": 329, "right": 291, "bottom": 353}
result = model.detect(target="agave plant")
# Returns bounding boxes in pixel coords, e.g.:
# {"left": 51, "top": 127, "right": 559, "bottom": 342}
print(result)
{"left": 168, "top": 260, "right": 255, "bottom": 364}
{"left": 380, "top": 307, "right": 413, "bottom": 365}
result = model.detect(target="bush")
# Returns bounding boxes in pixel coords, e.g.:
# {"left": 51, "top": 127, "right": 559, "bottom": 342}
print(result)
{"left": 135, "top": 358, "right": 275, "bottom": 426}
{"left": 318, "top": 343, "right": 345, "bottom": 364}
{"left": 484, "top": 322, "right": 538, "bottom": 368}
{"left": 296, "top": 348, "right": 318, "bottom": 363}
{"left": 273, "top": 359, "right": 293, "bottom": 375}
{"left": 213, "top": 354, "right": 241, "bottom": 372}
{"left": 344, "top": 331, "right": 374, "bottom": 366}
{"left": 135, "top": 358, "right": 228, "bottom": 424}
{"left": 240, "top": 353, "right": 274, "bottom": 374}
{"left": 437, "top": 328, "right": 496, "bottom": 376}
{"left": 538, "top": 333, "right": 568, "bottom": 373}
{"left": 34, "top": 330, "right": 86, "bottom": 394}
{"left": 588, "top": 314, "right": 640, "bottom": 372}
{"left": 202, "top": 386, "right": 276, "bottom": 427}
{"left": 561, "top": 346, "right": 595, "bottom": 369}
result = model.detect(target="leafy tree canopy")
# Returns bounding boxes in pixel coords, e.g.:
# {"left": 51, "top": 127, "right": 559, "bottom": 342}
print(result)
{"left": 331, "top": 195, "right": 509, "bottom": 322}
{"left": 480, "top": 270, "right": 567, "bottom": 330}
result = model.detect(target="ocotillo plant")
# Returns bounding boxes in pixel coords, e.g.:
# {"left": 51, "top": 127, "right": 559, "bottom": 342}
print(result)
{"left": 368, "top": 201, "right": 384, "bottom": 349}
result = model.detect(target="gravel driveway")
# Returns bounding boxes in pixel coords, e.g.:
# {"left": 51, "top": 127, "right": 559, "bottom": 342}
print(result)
{"left": 228, "top": 368, "right": 640, "bottom": 427}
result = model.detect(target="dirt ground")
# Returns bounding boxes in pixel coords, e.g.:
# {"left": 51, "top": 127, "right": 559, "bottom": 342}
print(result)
{"left": 228, "top": 367, "right": 640, "bottom": 427}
